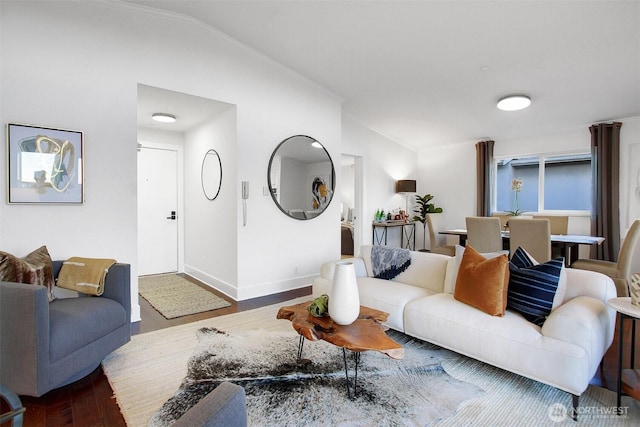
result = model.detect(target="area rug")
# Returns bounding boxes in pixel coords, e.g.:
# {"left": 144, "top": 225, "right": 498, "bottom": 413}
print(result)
{"left": 138, "top": 274, "right": 231, "bottom": 319}
{"left": 103, "top": 298, "right": 640, "bottom": 426}
{"left": 147, "top": 328, "right": 481, "bottom": 426}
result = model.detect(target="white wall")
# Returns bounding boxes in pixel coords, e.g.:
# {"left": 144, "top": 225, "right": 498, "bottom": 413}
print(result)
{"left": 184, "top": 107, "right": 238, "bottom": 296}
{"left": 342, "top": 114, "right": 419, "bottom": 252}
{"left": 418, "top": 115, "right": 640, "bottom": 252}
{"left": 0, "top": 1, "right": 343, "bottom": 317}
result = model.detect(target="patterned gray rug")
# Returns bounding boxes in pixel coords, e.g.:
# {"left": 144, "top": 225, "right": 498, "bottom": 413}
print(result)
{"left": 138, "top": 274, "right": 231, "bottom": 319}
{"left": 147, "top": 328, "right": 483, "bottom": 426}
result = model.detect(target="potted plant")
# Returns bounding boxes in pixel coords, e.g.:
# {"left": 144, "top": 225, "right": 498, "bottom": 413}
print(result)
{"left": 412, "top": 194, "right": 443, "bottom": 251}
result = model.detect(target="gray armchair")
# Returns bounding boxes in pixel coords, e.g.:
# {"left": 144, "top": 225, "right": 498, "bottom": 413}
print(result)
{"left": 0, "top": 262, "right": 131, "bottom": 397}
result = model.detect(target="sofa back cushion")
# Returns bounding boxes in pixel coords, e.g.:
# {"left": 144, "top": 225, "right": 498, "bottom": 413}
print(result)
{"left": 360, "top": 245, "right": 449, "bottom": 293}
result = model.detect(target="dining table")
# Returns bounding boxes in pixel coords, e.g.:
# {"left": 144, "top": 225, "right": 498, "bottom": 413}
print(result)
{"left": 439, "top": 229, "right": 605, "bottom": 266}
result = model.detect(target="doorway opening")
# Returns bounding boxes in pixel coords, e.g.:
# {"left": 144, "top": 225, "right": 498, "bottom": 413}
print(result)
{"left": 137, "top": 83, "right": 234, "bottom": 277}
{"left": 341, "top": 154, "right": 364, "bottom": 257}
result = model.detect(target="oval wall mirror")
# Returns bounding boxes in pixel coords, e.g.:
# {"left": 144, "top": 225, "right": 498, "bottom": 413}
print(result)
{"left": 201, "top": 149, "right": 222, "bottom": 200}
{"left": 267, "top": 135, "right": 335, "bottom": 220}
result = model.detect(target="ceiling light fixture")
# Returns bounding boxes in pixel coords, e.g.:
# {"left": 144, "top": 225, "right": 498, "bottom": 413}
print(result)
{"left": 152, "top": 113, "right": 177, "bottom": 123}
{"left": 497, "top": 95, "right": 531, "bottom": 111}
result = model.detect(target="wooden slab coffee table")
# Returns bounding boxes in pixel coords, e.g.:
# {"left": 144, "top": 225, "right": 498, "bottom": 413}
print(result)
{"left": 277, "top": 301, "right": 404, "bottom": 398}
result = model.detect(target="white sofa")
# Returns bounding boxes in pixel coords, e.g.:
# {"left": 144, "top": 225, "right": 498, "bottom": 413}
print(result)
{"left": 312, "top": 245, "right": 617, "bottom": 415}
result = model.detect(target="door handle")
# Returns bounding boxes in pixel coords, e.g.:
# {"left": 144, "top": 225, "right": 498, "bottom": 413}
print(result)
{"left": 166, "top": 211, "right": 177, "bottom": 220}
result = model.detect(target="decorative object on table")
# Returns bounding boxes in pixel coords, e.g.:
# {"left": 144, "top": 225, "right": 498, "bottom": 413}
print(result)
{"left": 413, "top": 193, "right": 443, "bottom": 251}
{"left": 201, "top": 149, "right": 222, "bottom": 200}
{"left": 6, "top": 123, "right": 84, "bottom": 204}
{"left": 307, "top": 293, "right": 329, "bottom": 317}
{"left": 328, "top": 261, "right": 360, "bottom": 325}
{"left": 631, "top": 273, "right": 640, "bottom": 305}
{"left": 506, "top": 178, "right": 524, "bottom": 216}
{"left": 371, "top": 245, "right": 411, "bottom": 280}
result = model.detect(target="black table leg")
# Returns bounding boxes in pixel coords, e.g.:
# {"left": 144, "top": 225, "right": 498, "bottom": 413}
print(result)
{"left": 618, "top": 313, "right": 624, "bottom": 409}
{"left": 342, "top": 348, "right": 361, "bottom": 399}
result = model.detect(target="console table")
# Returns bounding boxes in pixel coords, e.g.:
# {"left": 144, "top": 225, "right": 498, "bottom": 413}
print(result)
{"left": 372, "top": 221, "right": 415, "bottom": 250}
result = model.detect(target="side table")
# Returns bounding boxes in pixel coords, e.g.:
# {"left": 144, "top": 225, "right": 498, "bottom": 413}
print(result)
{"left": 372, "top": 221, "right": 416, "bottom": 250}
{"left": 607, "top": 297, "right": 640, "bottom": 410}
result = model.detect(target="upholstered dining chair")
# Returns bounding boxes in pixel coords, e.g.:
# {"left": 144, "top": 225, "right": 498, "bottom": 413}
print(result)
{"left": 532, "top": 215, "right": 569, "bottom": 235}
{"left": 466, "top": 216, "right": 503, "bottom": 252}
{"left": 492, "top": 213, "right": 511, "bottom": 230}
{"left": 508, "top": 218, "right": 551, "bottom": 263}
{"left": 533, "top": 215, "right": 569, "bottom": 258}
{"left": 425, "top": 213, "right": 456, "bottom": 256}
{"left": 571, "top": 219, "right": 640, "bottom": 297}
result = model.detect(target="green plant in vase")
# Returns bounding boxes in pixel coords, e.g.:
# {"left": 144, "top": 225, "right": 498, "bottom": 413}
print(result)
{"left": 412, "top": 194, "right": 443, "bottom": 251}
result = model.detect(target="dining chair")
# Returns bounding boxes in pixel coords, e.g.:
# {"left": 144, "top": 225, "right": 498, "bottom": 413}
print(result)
{"left": 425, "top": 213, "right": 456, "bottom": 256}
{"left": 532, "top": 215, "right": 569, "bottom": 235}
{"left": 466, "top": 216, "right": 503, "bottom": 252}
{"left": 571, "top": 219, "right": 640, "bottom": 297}
{"left": 508, "top": 218, "right": 551, "bottom": 263}
{"left": 492, "top": 213, "right": 511, "bottom": 230}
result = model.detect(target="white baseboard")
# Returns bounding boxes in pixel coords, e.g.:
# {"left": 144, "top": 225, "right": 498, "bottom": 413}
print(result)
{"left": 184, "top": 264, "right": 315, "bottom": 301}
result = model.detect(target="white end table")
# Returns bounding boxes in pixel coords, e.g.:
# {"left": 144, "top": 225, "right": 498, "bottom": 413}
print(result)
{"left": 607, "top": 297, "right": 640, "bottom": 410}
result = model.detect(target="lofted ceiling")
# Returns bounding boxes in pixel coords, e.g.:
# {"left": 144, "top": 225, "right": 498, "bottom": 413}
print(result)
{"left": 127, "top": 0, "right": 640, "bottom": 151}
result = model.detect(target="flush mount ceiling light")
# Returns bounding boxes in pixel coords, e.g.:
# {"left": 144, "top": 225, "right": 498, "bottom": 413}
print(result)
{"left": 152, "top": 113, "right": 176, "bottom": 123}
{"left": 497, "top": 95, "right": 531, "bottom": 111}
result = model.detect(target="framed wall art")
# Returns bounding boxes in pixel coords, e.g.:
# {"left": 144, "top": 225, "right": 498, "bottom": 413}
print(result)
{"left": 6, "top": 123, "right": 84, "bottom": 204}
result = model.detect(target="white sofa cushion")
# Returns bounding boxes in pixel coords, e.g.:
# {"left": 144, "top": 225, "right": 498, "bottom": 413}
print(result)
{"left": 357, "top": 277, "right": 435, "bottom": 332}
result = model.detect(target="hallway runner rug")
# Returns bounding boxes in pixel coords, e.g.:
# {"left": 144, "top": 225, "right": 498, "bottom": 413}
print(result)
{"left": 138, "top": 274, "right": 231, "bottom": 319}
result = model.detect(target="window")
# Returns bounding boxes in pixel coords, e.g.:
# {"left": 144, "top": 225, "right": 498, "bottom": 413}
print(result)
{"left": 495, "top": 153, "right": 591, "bottom": 213}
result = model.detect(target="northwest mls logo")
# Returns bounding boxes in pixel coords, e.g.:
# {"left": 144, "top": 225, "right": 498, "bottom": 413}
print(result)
{"left": 548, "top": 402, "right": 629, "bottom": 422}
{"left": 548, "top": 403, "right": 567, "bottom": 422}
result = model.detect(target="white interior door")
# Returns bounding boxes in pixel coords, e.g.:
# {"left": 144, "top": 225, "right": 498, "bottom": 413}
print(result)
{"left": 138, "top": 146, "right": 178, "bottom": 275}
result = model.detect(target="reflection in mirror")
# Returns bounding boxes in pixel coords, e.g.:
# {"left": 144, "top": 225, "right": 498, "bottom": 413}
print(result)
{"left": 268, "top": 135, "right": 334, "bottom": 220}
{"left": 201, "top": 149, "right": 222, "bottom": 200}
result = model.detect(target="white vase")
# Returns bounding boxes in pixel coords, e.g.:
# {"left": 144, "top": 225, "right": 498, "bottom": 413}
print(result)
{"left": 329, "top": 261, "right": 360, "bottom": 325}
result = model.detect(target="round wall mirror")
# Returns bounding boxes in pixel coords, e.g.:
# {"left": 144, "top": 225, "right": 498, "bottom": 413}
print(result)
{"left": 201, "top": 149, "right": 222, "bottom": 200}
{"left": 267, "top": 135, "right": 335, "bottom": 220}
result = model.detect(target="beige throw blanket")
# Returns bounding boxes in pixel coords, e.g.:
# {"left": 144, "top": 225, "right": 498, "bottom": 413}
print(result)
{"left": 57, "top": 257, "right": 116, "bottom": 296}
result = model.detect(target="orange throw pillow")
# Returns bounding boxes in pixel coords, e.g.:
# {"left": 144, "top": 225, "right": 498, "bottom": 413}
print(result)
{"left": 454, "top": 245, "right": 510, "bottom": 316}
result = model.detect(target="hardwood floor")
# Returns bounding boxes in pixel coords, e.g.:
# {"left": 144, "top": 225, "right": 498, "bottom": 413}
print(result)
{"left": 5, "top": 277, "right": 639, "bottom": 426}
{"left": 9, "top": 276, "right": 310, "bottom": 427}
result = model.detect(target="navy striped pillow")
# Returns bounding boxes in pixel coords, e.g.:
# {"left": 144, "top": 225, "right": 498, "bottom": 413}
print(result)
{"left": 508, "top": 247, "right": 563, "bottom": 326}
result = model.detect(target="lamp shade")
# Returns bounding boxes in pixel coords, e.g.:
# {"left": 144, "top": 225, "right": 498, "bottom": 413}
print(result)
{"left": 396, "top": 180, "right": 416, "bottom": 193}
